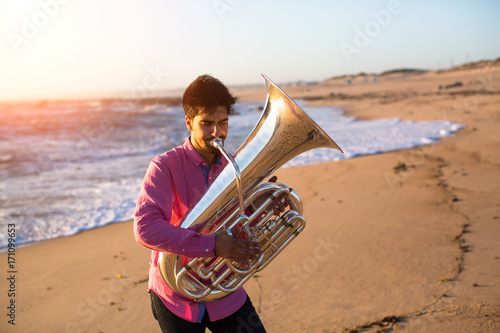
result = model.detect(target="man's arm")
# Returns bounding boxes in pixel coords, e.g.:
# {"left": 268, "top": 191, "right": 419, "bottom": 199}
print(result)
{"left": 134, "top": 157, "right": 263, "bottom": 263}
{"left": 133, "top": 158, "right": 216, "bottom": 258}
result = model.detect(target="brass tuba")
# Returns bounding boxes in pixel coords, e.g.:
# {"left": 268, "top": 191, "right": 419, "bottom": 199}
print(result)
{"left": 158, "top": 74, "right": 343, "bottom": 302}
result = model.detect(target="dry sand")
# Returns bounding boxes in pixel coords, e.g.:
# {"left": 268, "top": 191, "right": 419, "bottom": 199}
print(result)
{"left": 1, "top": 65, "right": 499, "bottom": 332}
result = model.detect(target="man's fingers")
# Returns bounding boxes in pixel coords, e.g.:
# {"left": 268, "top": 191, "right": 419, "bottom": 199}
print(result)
{"left": 228, "top": 257, "right": 252, "bottom": 267}
{"left": 270, "top": 193, "right": 289, "bottom": 215}
{"left": 223, "top": 234, "right": 262, "bottom": 258}
{"left": 230, "top": 228, "right": 245, "bottom": 239}
{"left": 214, "top": 228, "right": 263, "bottom": 262}
{"left": 234, "top": 239, "right": 262, "bottom": 254}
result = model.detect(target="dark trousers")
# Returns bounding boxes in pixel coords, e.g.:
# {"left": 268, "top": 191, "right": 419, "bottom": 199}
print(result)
{"left": 150, "top": 292, "right": 267, "bottom": 333}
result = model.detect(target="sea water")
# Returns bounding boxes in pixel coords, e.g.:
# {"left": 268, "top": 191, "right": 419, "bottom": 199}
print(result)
{"left": 0, "top": 99, "right": 463, "bottom": 248}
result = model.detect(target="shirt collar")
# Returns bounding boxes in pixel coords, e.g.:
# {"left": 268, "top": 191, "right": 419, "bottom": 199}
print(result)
{"left": 183, "top": 136, "right": 226, "bottom": 168}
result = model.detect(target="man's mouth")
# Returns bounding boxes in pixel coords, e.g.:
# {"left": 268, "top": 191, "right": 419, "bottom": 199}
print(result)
{"left": 206, "top": 136, "right": 224, "bottom": 144}
{"left": 205, "top": 137, "right": 224, "bottom": 153}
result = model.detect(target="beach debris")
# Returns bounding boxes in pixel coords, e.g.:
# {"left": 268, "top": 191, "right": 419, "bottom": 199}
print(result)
{"left": 460, "top": 244, "right": 471, "bottom": 252}
{"left": 346, "top": 315, "right": 402, "bottom": 332}
{"left": 439, "top": 81, "right": 464, "bottom": 90}
{"left": 134, "top": 277, "right": 149, "bottom": 284}
{"left": 441, "top": 277, "right": 448, "bottom": 282}
{"left": 134, "top": 277, "right": 149, "bottom": 285}
{"left": 393, "top": 161, "right": 409, "bottom": 173}
{"left": 116, "top": 274, "right": 122, "bottom": 279}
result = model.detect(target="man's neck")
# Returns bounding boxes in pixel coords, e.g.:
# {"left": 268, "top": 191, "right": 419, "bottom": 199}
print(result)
{"left": 206, "top": 153, "right": 221, "bottom": 169}
{"left": 194, "top": 147, "right": 219, "bottom": 169}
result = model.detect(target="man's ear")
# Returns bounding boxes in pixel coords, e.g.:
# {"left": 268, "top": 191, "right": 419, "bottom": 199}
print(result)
{"left": 185, "top": 116, "right": 193, "bottom": 131}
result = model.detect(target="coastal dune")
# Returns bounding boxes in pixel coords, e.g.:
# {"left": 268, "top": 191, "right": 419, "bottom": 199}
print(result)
{"left": 1, "top": 64, "right": 499, "bottom": 332}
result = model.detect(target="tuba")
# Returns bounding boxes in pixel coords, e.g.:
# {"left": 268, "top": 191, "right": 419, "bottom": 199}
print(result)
{"left": 158, "top": 74, "right": 343, "bottom": 302}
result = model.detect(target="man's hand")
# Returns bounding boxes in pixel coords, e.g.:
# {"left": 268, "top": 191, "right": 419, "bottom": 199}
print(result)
{"left": 214, "top": 229, "right": 262, "bottom": 266}
{"left": 254, "top": 176, "right": 291, "bottom": 215}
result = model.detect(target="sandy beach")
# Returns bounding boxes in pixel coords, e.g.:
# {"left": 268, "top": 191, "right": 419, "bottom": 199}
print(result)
{"left": 2, "top": 63, "right": 499, "bottom": 332}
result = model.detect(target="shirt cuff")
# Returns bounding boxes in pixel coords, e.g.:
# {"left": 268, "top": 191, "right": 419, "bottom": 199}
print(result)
{"left": 196, "top": 233, "right": 216, "bottom": 257}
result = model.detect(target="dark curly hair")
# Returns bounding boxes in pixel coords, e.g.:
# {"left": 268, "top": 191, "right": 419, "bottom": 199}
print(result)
{"left": 182, "top": 74, "right": 237, "bottom": 118}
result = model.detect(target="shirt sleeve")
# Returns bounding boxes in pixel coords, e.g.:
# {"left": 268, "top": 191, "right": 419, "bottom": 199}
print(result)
{"left": 133, "top": 157, "right": 216, "bottom": 257}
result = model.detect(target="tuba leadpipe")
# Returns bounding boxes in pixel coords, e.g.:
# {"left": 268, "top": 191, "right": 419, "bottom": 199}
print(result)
{"left": 158, "top": 74, "right": 343, "bottom": 302}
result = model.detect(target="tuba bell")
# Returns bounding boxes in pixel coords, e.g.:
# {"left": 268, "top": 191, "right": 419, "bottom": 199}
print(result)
{"left": 158, "top": 74, "right": 343, "bottom": 302}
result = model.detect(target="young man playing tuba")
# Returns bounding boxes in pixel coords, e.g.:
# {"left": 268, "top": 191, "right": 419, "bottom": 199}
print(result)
{"left": 134, "top": 74, "right": 267, "bottom": 332}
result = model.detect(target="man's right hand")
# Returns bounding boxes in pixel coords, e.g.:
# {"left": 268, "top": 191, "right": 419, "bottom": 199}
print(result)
{"left": 214, "top": 229, "right": 262, "bottom": 266}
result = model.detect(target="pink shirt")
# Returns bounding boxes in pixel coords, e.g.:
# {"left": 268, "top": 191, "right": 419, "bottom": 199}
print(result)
{"left": 134, "top": 137, "right": 247, "bottom": 322}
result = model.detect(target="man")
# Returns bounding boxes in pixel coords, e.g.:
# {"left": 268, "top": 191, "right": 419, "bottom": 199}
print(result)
{"left": 134, "top": 74, "right": 267, "bottom": 332}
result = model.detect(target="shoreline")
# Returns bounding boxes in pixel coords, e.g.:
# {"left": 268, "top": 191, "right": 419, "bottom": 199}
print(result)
{"left": 0, "top": 99, "right": 463, "bottom": 252}
{"left": 1, "top": 66, "right": 499, "bottom": 332}
{"left": 285, "top": 67, "right": 499, "bottom": 331}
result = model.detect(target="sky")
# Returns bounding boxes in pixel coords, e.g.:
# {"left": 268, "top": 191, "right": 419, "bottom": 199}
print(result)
{"left": 1, "top": 0, "right": 499, "bottom": 102}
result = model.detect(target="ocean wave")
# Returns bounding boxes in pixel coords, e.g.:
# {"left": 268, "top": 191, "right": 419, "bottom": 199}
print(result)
{"left": 0, "top": 101, "right": 463, "bottom": 248}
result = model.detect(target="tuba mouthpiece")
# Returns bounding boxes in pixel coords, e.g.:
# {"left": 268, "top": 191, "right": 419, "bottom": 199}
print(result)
{"left": 211, "top": 137, "right": 223, "bottom": 148}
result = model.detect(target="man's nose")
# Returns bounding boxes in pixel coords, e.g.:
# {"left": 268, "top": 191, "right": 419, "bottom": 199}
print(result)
{"left": 213, "top": 124, "right": 221, "bottom": 137}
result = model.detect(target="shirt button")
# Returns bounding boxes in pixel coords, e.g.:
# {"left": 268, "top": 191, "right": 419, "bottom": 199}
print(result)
{"left": 182, "top": 249, "right": 185, "bottom": 252}
{"left": 209, "top": 177, "right": 212, "bottom": 180}
{"left": 205, "top": 248, "right": 209, "bottom": 252}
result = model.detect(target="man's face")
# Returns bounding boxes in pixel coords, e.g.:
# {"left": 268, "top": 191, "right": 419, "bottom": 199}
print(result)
{"left": 186, "top": 105, "right": 229, "bottom": 159}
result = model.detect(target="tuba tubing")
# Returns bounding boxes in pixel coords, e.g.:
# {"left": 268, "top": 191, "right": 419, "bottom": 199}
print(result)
{"left": 158, "top": 74, "right": 343, "bottom": 302}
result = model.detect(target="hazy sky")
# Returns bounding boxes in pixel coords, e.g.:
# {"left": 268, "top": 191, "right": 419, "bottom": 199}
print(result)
{"left": 1, "top": 0, "right": 499, "bottom": 101}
